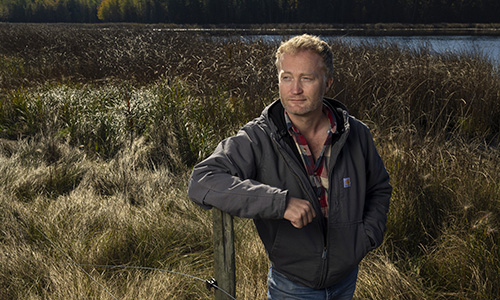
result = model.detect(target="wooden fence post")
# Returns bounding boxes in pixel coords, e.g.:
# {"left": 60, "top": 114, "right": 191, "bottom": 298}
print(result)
{"left": 212, "top": 209, "right": 236, "bottom": 300}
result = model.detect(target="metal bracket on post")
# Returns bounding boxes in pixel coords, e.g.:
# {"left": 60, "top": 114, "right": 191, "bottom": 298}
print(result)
{"left": 212, "top": 209, "right": 236, "bottom": 300}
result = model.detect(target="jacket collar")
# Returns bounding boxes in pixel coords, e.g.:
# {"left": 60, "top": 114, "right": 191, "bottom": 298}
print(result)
{"left": 261, "top": 98, "right": 349, "bottom": 164}
{"left": 264, "top": 97, "right": 349, "bottom": 136}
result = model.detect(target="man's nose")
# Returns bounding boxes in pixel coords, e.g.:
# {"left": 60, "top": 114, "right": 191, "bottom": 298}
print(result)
{"left": 291, "top": 80, "right": 303, "bottom": 94}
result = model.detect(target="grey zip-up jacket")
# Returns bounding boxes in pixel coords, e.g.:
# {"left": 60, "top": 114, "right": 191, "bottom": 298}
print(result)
{"left": 188, "top": 98, "right": 392, "bottom": 289}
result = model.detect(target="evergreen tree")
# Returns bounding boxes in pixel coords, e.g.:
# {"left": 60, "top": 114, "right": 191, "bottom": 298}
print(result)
{"left": 1, "top": 0, "right": 500, "bottom": 23}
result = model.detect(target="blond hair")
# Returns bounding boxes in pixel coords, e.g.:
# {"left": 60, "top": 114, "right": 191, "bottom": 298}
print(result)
{"left": 275, "top": 34, "right": 334, "bottom": 78}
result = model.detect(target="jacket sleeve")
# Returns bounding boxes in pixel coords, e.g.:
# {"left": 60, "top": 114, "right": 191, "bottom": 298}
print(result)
{"left": 187, "top": 126, "right": 288, "bottom": 219}
{"left": 359, "top": 123, "right": 392, "bottom": 249}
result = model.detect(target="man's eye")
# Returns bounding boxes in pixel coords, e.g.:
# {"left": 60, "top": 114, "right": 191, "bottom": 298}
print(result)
{"left": 302, "top": 77, "right": 313, "bottom": 81}
{"left": 281, "top": 76, "right": 292, "bottom": 81}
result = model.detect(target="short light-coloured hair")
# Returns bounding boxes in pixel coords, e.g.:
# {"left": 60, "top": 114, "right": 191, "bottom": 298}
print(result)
{"left": 275, "top": 34, "right": 334, "bottom": 78}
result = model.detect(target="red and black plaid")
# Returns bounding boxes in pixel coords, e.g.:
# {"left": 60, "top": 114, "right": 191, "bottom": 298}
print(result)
{"left": 285, "top": 106, "right": 337, "bottom": 218}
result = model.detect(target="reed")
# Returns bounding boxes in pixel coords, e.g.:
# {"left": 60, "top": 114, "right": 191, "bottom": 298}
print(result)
{"left": 1, "top": 23, "right": 499, "bottom": 299}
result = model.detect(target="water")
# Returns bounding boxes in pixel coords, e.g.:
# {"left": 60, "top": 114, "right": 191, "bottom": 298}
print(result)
{"left": 238, "top": 35, "right": 500, "bottom": 66}
{"left": 337, "top": 35, "right": 500, "bottom": 65}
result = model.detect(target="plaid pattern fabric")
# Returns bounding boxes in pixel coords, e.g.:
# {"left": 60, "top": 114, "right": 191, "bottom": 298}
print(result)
{"left": 285, "top": 106, "right": 337, "bottom": 218}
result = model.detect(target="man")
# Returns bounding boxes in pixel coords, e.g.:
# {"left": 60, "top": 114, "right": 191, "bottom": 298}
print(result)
{"left": 188, "top": 34, "right": 392, "bottom": 299}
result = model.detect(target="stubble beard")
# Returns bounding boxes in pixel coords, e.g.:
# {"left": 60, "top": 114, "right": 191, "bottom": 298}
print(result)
{"left": 282, "top": 96, "right": 323, "bottom": 118}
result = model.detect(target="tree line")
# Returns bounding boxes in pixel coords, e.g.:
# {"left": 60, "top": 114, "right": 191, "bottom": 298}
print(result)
{"left": 1, "top": 0, "right": 500, "bottom": 24}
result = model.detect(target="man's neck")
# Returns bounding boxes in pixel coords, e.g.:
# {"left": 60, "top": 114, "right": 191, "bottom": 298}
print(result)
{"left": 287, "top": 109, "right": 329, "bottom": 137}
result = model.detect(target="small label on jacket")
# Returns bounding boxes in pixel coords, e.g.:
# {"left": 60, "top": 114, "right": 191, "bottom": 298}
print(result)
{"left": 343, "top": 177, "right": 351, "bottom": 188}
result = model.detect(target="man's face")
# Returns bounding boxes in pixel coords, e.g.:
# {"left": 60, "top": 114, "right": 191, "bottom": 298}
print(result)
{"left": 278, "top": 50, "right": 333, "bottom": 118}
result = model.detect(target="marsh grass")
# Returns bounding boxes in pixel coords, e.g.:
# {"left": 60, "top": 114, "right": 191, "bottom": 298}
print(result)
{"left": 1, "top": 23, "right": 500, "bottom": 299}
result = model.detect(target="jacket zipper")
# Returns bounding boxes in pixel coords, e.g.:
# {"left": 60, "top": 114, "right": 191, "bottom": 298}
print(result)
{"left": 319, "top": 214, "right": 329, "bottom": 287}
{"left": 272, "top": 135, "right": 330, "bottom": 287}
{"left": 318, "top": 115, "right": 350, "bottom": 287}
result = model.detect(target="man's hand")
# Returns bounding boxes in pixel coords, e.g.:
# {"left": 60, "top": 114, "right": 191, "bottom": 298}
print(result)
{"left": 284, "top": 197, "right": 316, "bottom": 228}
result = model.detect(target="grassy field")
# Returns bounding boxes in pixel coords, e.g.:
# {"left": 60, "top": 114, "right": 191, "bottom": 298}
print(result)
{"left": 1, "top": 23, "right": 500, "bottom": 299}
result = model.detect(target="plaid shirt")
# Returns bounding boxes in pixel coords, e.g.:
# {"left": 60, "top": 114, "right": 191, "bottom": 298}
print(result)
{"left": 285, "top": 106, "right": 337, "bottom": 218}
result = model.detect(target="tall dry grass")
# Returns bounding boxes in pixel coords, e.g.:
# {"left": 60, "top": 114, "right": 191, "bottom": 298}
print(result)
{"left": 1, "top": 23, "right": 500, "bottom": 299}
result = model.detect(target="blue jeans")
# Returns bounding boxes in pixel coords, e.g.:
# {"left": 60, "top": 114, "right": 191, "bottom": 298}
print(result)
{"left": 267, "top": 266, "right": 358, "bottom": 300}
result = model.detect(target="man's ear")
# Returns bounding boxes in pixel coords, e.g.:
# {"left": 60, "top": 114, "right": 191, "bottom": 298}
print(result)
{"left": 326, "top": 78, "right": 334, "bottom": 91}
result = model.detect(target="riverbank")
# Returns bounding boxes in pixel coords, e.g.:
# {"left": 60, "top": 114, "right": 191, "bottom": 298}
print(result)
{"left": 155, "top": 22, "right": 500, "bottom": 36}
{"left": 3, "top": 22, "right": 500, "bottom": 36}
